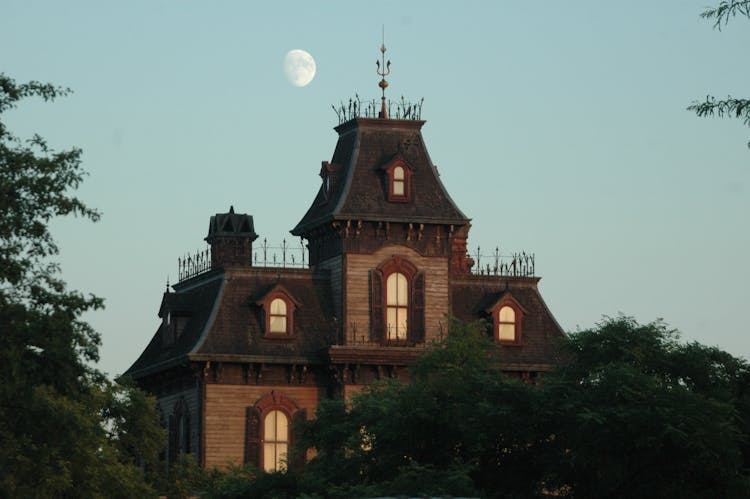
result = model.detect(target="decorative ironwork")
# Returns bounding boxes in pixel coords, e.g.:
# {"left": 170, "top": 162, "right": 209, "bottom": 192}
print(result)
{"left": 177, "top": 238, "right": 308, "bottom": 282}
{"left": 178, "top": 247, "right": 211, "bottom": 281}
{"left": 343, "top": 322, "right": 429, "bottom": 348}
{"left": 376, "top": 26, "right": 391, "bottom": 118}
{"left": 253, "top": 238, "right": 307, "bottom": 269}
{"left": 469, "top": 246, "right": 535, "bottom": 277}
{"left": 332, "top": 94, "right": 424, "bottom": 124}
{"left": 330, "top": 30, "right": 425, "bottom": 124}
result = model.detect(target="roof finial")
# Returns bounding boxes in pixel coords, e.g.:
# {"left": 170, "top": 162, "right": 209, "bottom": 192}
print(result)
{"left": 376, "top": 25, "right": 390, "bottom": 119}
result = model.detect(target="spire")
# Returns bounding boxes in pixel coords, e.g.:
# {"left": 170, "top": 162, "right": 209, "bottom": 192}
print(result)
{"left": 376, "top": 26, "right": 391, "bottom": 119}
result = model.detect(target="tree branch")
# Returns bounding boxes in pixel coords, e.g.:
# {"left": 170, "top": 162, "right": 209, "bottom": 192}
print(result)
{"left": 701, "top": 0, "right": 750, "bottom": 30}
{"left": 687, "top": 96, "right": 750, "bottom": 126}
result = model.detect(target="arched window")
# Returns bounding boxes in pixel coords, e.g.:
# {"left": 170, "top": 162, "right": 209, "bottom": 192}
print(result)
{"left": 498, "top": 306, "right": 516, "bottom": 342}
{"left": 370, "top": 257, "right": 425, "bottom": 345}
{"left": 245, "top": 391, "right": 307, "bottom": 472}
{"left": 269, "top": 298, "right": 287, "bottom": 334}
{"left": 382, "top": 159, "right": 413, "bottom": 202}
{"left": 392, "top": 166, "right": 405, "bottom": 196}
{"left": 386, "top": 272, "right": 408, "bottom": 340}
{"left": 487, "top": 295, "right": 524, "bottom": 345}
{"left": 263, "top": 410, "right": 289, "bottom": 472}
{"left": 257, "top": 288, "right": 297, "bottom": 337}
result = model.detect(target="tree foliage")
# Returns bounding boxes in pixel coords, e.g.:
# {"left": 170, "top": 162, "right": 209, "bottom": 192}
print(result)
{"left": 0, "top": 74, "right": 164, "bottom": 498}
{"left": 688, "top": 1, "right": 750, "bottom": 144}
{"left": 544, "top": 317, "right": 750, "bottom": 498}
{"left": 280, "top": 317, "right": 749, "bottom": 499}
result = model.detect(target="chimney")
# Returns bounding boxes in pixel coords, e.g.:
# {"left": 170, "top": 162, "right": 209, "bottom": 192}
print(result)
{"left": 205, "top": 206, "right": 258, "bottom": 268}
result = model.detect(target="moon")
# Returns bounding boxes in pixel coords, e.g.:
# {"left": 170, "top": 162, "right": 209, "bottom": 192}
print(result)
{"left": 284, "top": 49, "right": 316, "bottom": 87}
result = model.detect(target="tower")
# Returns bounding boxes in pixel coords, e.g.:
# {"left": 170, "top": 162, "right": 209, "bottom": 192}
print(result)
{"left": 126, "top": 42, "right": 564, "bottom": 470}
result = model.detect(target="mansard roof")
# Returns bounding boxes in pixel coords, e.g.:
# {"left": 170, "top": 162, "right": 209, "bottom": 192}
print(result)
{"left": 451, "top": 275, "right": 566, "bottom": 369}
{"left": 292, "top": 118, "right": 470, "bottom": 236}
{"left": 124, "top": 268, "right": 334, "bottom": 378}
{"left": 126, "top": 275, "right": 223, "bottom": 377}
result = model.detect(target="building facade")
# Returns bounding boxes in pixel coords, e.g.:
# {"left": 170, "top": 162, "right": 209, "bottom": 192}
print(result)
{"left": 126, "top": 92, "right": 565, "bottom": 471}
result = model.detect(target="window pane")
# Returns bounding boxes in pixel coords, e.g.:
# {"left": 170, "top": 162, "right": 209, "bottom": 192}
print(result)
{"left": 387, "top": 307, "right": 408, "bottom": 339}
{"left": 277, "top": 443, "right": 288, "bottom": 470}
{"left": 396, "top": 307, "right": 407, "bottom": 339}
{"left": 263, "top": 443, "right": 276, "bottom": 472}
{"left": 269, "top": 316, "right": 287, "bottom": 333}
{"left": 393, "top": 180, "right": 404, "bottom": 196}
{"left": 387, "top": 273, "right": 408, "bottom": 306}
{"left": 396, "top": 274, "right": 407, "bottom": 305}
{"left": 270, "top": 298, "right": 286, "bottom": 315}
{"left": 499, "top": 323, "right": 515, "bottom": 341}
{"left": 265, "top": 410, "right": 277, "bottom": 439}
{"left": 386, "top": 273, "right": 407, "bottom": 306}
{"left": 393, "top": 166, "right": 404, "bottom": 180}
{"left": 499, "top": 306, "right": 515, "bottom": 323}
{"left": 275, "top": 411, "right": 288, "bottom": 441}
{"left": 387, "top": 307, "right": 397, "bottom": 337}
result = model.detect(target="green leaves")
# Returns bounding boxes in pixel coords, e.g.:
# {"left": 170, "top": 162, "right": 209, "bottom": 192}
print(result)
{"left": 691, "top": 2, "right": 750, "bottom": 146}
{"left": 688, "top": 96, "right": 750, "bottom": 127}
{"left": 0, "top": 74, "right": 164, "bottom": 497}
{"left": 700, "top": 0, "right": 750, "bottom": 30}
{"left": 292, "top": 317, "right": 750, "bottom": 498}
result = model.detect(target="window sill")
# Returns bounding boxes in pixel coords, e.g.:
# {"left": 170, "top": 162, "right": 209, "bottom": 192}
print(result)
{"left": 263, "top": 334, "right": 296, "bottom": 341}
{"left": 382, "top": 339, "right": 417, "bottom": 347}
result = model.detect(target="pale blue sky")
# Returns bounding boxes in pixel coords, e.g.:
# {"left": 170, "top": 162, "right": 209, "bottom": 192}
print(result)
{"left": 3, "top": 1, "right": 749, "bottom": 376}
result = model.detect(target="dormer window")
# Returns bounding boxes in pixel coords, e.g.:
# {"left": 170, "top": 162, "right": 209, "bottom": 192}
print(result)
{"left": 486, "top": 293, "right": 525, "bottom": 346}
{"left": 382, "top": 157, "right": 413, "bottom": 203}
{"left": 392, "top": 166, "right": 405, "bottom": 196}
{"left": 319, "top": 161, "right": 338, "bottom": 202}
{"left": 257, "top": 286, "right": 299, "bottom": 338}
{"left": 498, "top": 306, "right": 516, "bottom": 342}
{"left": 269, "top": 298, "right": 288, "bottom": 334}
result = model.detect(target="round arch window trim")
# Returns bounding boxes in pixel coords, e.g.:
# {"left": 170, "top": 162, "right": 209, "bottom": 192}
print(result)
{"left": 490, "top": 296, "right": 525, "bottom": 346}
{"left": 258, "top": 289, "right": 298, "bottom": 338}
{"left": 377, "top": 256, "right": 419, "bottom": 343}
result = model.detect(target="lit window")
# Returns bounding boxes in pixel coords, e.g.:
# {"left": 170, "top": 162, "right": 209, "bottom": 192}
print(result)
{"left": 383, "top": 160, "right": 412, "bottom": 202}
{"left": 386, "top": 272, "right": 408, "bottom": 340}
{"left": 259, "top": 290, "right": 296, "bottom": 337}
{"left": 498, "top": 306, "right": 516, "bottom": 342}
{"left": 263, "top": 410, "right": 289, "bottom": 472}
{"left": 269, "top": 298, "right": 287, "bottom": 333}
{"left": 392, "top": 166, "right": 405, "bottom": 196}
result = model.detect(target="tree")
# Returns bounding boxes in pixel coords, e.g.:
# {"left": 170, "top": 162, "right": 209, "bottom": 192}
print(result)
{"left": 688, "top": 1, "right": 750, "bottom": 145}
{"left": 296, "top": 320, "right": 554, "bottom": 498}
{"left": 0, "top": 74, "right": 164, "bottom": 497}
{"left": 543, "top": 317, "right": 750, "bottom": 498}
{"left": 289, "top": 317, "right": 750, "bottom": 498}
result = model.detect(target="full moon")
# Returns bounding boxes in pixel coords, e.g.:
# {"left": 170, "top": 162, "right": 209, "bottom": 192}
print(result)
{"left": 284, "top": 49, "right": 316, "bottom": 87}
